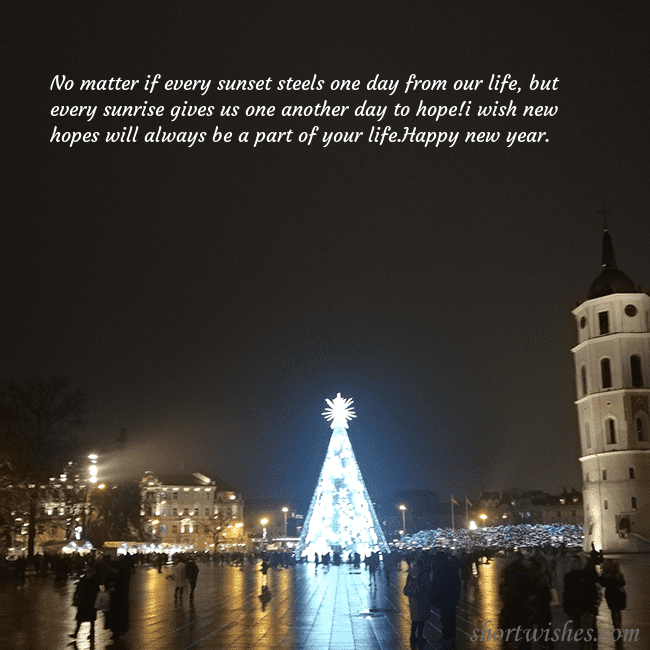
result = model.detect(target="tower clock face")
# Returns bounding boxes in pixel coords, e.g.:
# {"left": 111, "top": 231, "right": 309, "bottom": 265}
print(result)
{"left": 625, "top": 304, "right": 637, "bottom": 317}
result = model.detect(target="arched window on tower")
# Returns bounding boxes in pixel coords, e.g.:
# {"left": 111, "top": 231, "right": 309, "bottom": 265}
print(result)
{"left": 606, "top": 418, "right": 617, "bottom": 445}
{"left": 601, "top": 358, "right": 612, "bottom": 389}
{"left": 631, "top": 355, "right": 643, "bottom": 388}
{"left": 581, "top": 365, "right": 588, "bottom": 396}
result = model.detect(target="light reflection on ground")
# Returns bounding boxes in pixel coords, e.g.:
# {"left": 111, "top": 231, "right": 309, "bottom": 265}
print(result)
{"left": 0, "top": 556, "right": 648, "bottom": 649}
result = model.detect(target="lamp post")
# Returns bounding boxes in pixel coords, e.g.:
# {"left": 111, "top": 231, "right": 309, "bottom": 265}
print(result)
{"left": 399, "top": 504, "right": 407, "bottom": 534}
{"left": 261, "top": 518, "right": 268, "bottom": 550}
{"left": 282, "top": 507, "right": 288, "bottom": 538}
{"left": 480, "top": 513, "right": 487, "bottom": 527}
{"left": 84, "top": 454, "right": 99, "bottom": 537}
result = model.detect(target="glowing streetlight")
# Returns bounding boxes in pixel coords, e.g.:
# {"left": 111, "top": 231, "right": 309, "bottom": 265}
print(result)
{"left": 282, "top": 507, "right": 289, "bottom": 537}
{"left": 480, "top": 513, "right": 487, "bottom": 527}
{"left": 88, "top": 454, "right": 98, "bottom": 483}
{"left": 399, "top": 504, "right": 407, "bottom": 533}
{"left": 261, "top": 518, "right": 268, "bottom": 542}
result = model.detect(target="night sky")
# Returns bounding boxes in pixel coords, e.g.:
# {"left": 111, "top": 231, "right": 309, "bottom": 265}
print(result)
{"left": 6, "top": 4, "right": 649, "bottom": 512}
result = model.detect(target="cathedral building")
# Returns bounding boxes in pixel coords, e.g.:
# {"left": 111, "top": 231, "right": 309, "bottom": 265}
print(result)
{"left": 572, "top": 225, "right": 650, "bottom": 552}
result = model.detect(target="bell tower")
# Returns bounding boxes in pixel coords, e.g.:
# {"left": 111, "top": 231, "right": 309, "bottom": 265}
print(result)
{"left": 572, "top": 224, "right": 650, "bottom": 552}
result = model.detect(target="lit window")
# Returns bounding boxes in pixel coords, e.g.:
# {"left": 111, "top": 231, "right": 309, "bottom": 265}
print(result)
{"left": 631, "top": 355, "right": 644, "bottom": 388}
{"left": 607, "top": 419, "right": 617, "bottom": 445}
{"left": 599, "top": 311, "right": 609, "bottom": 334}
{"left": 601, "top": 358, "right": 612, "bottom": 389}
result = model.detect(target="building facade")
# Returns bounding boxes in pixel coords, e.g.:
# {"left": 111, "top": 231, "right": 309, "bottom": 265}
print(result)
{"left": 140, "top": 471, "right": 245, "bottom": 552}
{"left": 572, "top": 225, "right": 650, "bottom": 552}
{"left": 472, "top": 490, "right": 584, "bottom": 527}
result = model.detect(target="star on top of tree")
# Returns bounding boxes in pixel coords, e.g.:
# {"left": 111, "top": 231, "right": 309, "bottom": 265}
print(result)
{"left": 322, "top": 392, "right": 356, "bottom": 429}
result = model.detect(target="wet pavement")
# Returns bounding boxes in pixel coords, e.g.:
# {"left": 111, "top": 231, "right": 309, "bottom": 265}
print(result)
{"left": 0, "top": 555, "right": 648, "bottom": 650}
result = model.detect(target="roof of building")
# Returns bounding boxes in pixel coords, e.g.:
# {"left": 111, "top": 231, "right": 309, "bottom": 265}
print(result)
{"left": 587, "top": 225, "right": 638, "bottom": 300}
{"left": 142, "top": 471, "right": 236, "bottom": 492}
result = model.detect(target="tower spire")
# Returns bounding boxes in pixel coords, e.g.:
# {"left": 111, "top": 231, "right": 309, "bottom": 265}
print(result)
{"left": 596, "top": 204, "right": 616, "bottom": 269}
{"left": 601, "top": 224, "right": 617, "bottom": 270}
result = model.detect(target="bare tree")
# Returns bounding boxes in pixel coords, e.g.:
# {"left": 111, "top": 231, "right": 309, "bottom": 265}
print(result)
{"left": 87, "top": 484, "right": 148, "bottom": 548}
{"left": 198, "top": 510, "right": 233, "bottom": 549}
{"left": 0, "top": 377, "right": 86, "bottom": 559}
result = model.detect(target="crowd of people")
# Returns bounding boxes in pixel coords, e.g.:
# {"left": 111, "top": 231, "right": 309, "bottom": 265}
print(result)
{"left": 0, "top": 535, "right": 631, "bottom": 649}
{"left": 399, "top": 522, "right": 585, "bottom": 553}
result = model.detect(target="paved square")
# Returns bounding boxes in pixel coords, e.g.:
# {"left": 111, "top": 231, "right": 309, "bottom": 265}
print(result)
{"left": 0, "top": 556, "right": 647, "bottom": 649}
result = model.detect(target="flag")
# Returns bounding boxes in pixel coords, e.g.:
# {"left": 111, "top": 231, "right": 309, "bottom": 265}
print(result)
{"left": 451, "top": 495, "right": 459, "bottom": 506}
{"left": 465, "top": 496, "right": 473, "bottom": 507}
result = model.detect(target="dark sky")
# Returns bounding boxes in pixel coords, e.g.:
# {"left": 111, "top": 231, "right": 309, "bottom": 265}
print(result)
{"left": 6, "top": 4, "right": 649, "bottom": 512}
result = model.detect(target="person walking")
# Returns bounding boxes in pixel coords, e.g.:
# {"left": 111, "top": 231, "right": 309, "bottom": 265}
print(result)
{"left": 600, "top": 559, "right": 626, "bottom": 631}
{"left": 404, "top": 552, "right": 432, "bottom": 644}
{"left": 186, "top": 558, "right": 199, "bottom": 600}
{"left": 104, "top": 557, "right": 131, "bottom": 642}
{"left": 70, "top": 566, "right": 100, "bottom": 642}
{"left": 172, "top": 555, "right": 188, "bottom": 600}
{"left": 563, "top": 555, "right": 600, "bottom": 649}
{"left": 430, "top": 551, "right": 461, "bottom": 648}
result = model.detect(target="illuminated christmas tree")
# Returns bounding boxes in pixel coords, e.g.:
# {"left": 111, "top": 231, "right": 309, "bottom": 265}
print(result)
{"left": 295, "top": 393, "right": 389, "bottom": 559}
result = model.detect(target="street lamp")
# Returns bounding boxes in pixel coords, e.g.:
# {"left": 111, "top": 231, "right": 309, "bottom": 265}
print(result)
{"left": 480, "top": 513, "right": 487, "bottom": 527}
{"left": 88, "top": 454, "right": 98, "bottom": 483}
{"left": 260, "top": 518, "right": 268, "bottom": 548}
{"left": 399, "top": 504, "right": 407, "bottom": 533}
{"left": 282, "top": 507, "right": 288, "bottom": 538}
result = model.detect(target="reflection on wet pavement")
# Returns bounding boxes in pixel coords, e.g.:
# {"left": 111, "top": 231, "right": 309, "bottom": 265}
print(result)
{"left": 0, "top": 556, "right": 648, "bottom": 649}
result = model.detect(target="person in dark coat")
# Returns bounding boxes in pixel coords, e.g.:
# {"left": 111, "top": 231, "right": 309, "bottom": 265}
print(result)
{"left": 600, "top": 560, "right": 626, "bottom": 630}
{"left": 499, "top": 551, "right": 553, "bottom": 650}
{"left": 104, "top": 558, "right": 131, "bottom": 641}
{"left": 70, "top": 567, "right": 100, "bottom": 641}
{"left": 186, "top": 558, "right": 199, "bottom": 600}
{"left": 406, "top": 553, "right": 432, "bottom": 643}
{"left": 429, "top": 551, "right": 461, "bottom": 647}
{"left": 563, "top": 555, "right": 600, "bottom": 649}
